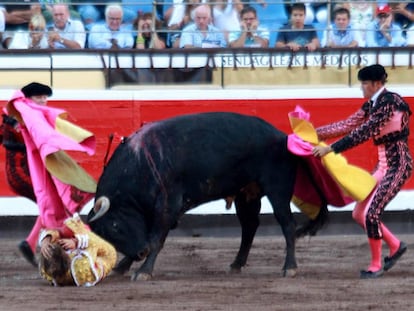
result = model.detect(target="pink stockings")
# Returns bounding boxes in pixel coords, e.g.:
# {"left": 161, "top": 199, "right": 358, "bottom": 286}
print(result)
{"left": 352, "top": 148, "right": 401, "bottom": 272}
{"left": 353, "top": 188, "right": 401, "bottom": 272}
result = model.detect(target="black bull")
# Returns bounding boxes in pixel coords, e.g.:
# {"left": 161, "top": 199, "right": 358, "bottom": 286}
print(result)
{"left": 88, "top": 112, "right": 319, "bottom": 280}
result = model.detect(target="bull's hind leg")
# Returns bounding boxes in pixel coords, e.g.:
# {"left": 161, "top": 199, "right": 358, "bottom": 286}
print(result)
{"left": 230, "top": 195, "right": 261, "bottom": 272}
{"left": 267, "top": 192, "right": 297, "bottom": 277}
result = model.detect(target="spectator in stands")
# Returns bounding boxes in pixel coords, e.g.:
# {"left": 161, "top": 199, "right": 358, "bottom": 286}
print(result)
{"left": 321, "top": 7, "right": 360, "bottom": 48}
{"left": 164, "top": 0, "right": 202, "bottom": 48}
{"left": 134, "top": 12, "right": 166, "bottom": 49}
{"left": 212, "top": 0, "right": 243, "bottom": 43}
{"left": 47, "top": 3, "right": 86, "bottom": 49}
{"left": 121, "top": 0, "right": 164, "bottom": 25}
{"left": 8, "top": 13, "right": 48, "bottom": 49}
{"left": 336, "top": 0, "right": 376, "bottom": 47}
{"left": 88, "top": 4, "right": 133, "bottom": 49}
{"left": 366, "top": 4, "right": 406, "bottom": 47}
{"left": 0, "top": 7, "right": 6, "bottom": 47}
{"left": 289, "top": 1, "right": 327, "bottom": 26}
{"left": 40, "top": 1, "right": 81, "bottom": 25}
{"left": 229, "top": 6, "right": 269, "bottom": 48}
{"left": 391, "top": 1, "right": 414, "bottom": 47}
{"left": 275, "top": 3, "right": 319, "bottom": 51}
{"left": 2, "top": 1, "right": 41, "bottom": 48}
{"left": 179, "top": 4, "right": 227, "bottom": 48}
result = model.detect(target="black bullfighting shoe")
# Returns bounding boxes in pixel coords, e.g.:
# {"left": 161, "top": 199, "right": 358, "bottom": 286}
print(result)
{"left": 18, "top": 240, "right": 37, "bottom": 267}
{"left": 360, "top": 269, "right": 384, "bottom": 279}
{"left": 384, "top": 241, "right": 407, "bottom": 271}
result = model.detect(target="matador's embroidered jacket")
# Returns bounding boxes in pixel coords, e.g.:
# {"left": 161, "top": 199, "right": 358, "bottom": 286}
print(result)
{"left": 39, "top": 215, "right": 117, "bottom": 287}
{"left": 316, "top": 89, "right": 413, "bottom": 238}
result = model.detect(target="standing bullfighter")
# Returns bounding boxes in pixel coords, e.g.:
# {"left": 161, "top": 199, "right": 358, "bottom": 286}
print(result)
{"left": 313, "top": 64, "right": 412, "bottom": 279}
{"left": 2, "top": 82, "right": 97, "bottom": 267}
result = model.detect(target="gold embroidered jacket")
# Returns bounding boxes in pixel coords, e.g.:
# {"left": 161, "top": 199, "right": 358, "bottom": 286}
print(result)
{"left": 39, "top": 215, "right": 117, "bottom": 286}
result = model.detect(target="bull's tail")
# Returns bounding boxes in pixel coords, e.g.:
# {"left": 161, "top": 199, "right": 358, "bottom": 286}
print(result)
{"left": 295, "top": 203, "right": 329, "bottom": 239}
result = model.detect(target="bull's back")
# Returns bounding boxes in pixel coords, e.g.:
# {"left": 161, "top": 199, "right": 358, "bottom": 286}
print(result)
{"left": 140, "top": 112, "right": 287, "bottom": 167}
{"left": 98, "top": 112, "right": 292, "bottom": 199}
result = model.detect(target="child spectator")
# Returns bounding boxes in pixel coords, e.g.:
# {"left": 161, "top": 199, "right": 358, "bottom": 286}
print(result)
{"left": 275, "top": 2, "right": 319, "bottom": 51}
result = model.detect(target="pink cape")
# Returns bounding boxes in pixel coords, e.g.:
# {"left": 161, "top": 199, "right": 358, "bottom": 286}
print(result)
{"left": 287, "top": 106, "right": 376, "bottom": 219}
{"left": 7, "top": 90, "right": 97, "bottom": 228}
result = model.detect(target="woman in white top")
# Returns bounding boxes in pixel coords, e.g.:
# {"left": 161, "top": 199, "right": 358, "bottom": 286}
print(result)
{"left": 8, "top": 14, "right": 48, "bottom": 49}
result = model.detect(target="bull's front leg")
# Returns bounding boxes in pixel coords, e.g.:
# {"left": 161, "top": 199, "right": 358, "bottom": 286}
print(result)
{"left": 131, "top": 249, "right": 160, "bottom": 281}
{"left": 131, "top": 189, "right": 184, "bottom": 281}
{"left": 113, "top": 256, "right": 134, "bottom": 275}
{"left": 131, "top": 228, "right": 170, "bottom": 281}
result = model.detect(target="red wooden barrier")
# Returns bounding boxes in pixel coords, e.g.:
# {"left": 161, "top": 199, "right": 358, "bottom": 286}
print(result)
{"left": 1, "top": 95, "right": 414, "bottom": 196}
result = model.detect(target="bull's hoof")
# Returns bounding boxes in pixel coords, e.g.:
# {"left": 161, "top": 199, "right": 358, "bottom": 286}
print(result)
{"left": 283, "top": 268, "right": 297, "bottom": 278}
{"left": 229, "top": 262, "right": 242, "bottom": 274}
{"left": 131, "top": 271, "right": 152, "bottom": 281}
{"left": 229, "top": 266, "right": 242, "bottom": 274}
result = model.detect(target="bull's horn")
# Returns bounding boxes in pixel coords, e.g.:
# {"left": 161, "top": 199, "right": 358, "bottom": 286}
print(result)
{"left": 89, "top": 196, "right": 111, "bottom": 222}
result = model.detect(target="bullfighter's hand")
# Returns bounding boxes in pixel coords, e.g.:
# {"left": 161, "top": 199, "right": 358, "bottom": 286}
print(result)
{"left": 58, "top": 238, "right": 76, "bottom": 250}
{"left": 312, "top": 145, "right": 332, "bottom": 157}
{"left": 75, "top": 234, "right": 89, "bottom": 249}
{"left": 40, "top": 237, "right": 54, "bottom": 259}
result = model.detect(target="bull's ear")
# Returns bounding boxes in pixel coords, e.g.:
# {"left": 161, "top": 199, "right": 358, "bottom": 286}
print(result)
{"left": 89, "top": 196, "right": 111, "bottom": 222}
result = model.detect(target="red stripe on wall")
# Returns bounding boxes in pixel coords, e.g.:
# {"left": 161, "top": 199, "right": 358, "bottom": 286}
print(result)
{"left": 1, "top": 96, "right": 413, "bottom": 196}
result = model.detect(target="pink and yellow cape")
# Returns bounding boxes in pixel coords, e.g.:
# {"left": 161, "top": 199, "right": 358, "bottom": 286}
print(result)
{"left": 6, "top": 90, "right": 97, "bottom": 228}
{"left": 287, "top": 106, "right": 376, "bottom": 219}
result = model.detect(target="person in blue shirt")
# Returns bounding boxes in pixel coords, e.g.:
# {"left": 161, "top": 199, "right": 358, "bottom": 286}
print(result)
{"left": 179, "top": 4, "right": 227, "bottom": 48}
{"left": 229, "top": 6, "right": 269, "bottom": 48}
{"left": 366, "top": 4, "right": 406, "bottom": 47}
{"left": 321, "top": 7, "right": 361, "bottom": 48}
{"left": 391, "top": 2, "right": 414, "bottom": 46}
{"left": 88, "top": 4, "right": 134, "bottom": 49}
{"left": 275, "top": 3, "right": 319, "bottom": 51}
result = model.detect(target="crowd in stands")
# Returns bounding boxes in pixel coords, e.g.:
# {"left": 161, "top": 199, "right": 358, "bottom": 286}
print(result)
{"left": 0, "top": 1, "right": 413, "bottom": 50}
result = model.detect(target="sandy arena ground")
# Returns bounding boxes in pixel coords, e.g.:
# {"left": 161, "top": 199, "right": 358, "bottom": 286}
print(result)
{"left": 1, "top": 233, "right": 413, "bottom": 311}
